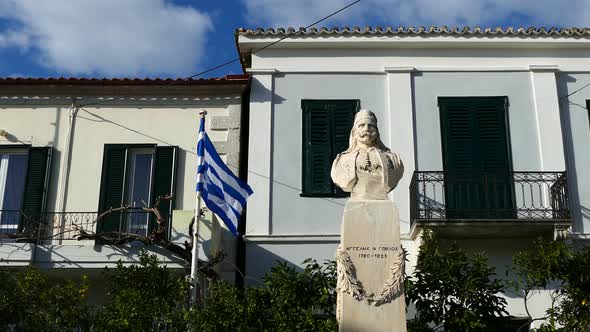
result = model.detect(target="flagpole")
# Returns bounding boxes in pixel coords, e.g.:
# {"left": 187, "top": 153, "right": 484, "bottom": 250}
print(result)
{"left": 190, "top": 110, "right": 207, "bottom": 305}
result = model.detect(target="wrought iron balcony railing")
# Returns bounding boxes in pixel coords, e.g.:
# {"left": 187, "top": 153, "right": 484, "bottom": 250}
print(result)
{"left": 0, "top": 209, "right": 163, "bottom": 243}
{"left": 410, "top": 171, "right": 570, "bottom": 227}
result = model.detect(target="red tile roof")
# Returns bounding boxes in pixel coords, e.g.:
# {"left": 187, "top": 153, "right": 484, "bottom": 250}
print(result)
{"left": 0, "top": 75, "right": 250, "bottom": 86}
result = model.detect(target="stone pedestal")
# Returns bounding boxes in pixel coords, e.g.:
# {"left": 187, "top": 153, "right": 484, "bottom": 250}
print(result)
{"left": 337, "top": 200, "right": 407, "bottom": 332}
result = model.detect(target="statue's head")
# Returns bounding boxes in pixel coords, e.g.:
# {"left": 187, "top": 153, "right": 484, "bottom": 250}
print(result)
{"left": 344, "top": 109, "right": 388, "bottom": 153}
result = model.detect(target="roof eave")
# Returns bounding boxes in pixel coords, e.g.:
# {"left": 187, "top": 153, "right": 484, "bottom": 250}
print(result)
{"left": 237, "top": 34, "right": 590, "bottom": 53}
{"left": 0, "top": 75, "right": 251, "bottom": 97}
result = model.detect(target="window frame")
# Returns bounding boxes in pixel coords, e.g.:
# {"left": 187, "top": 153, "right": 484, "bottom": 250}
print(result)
{"left": 300, "top": 99, "right": 360, "bottom": 198}
{"left": 97, "top": 143, "right": 178, "bottom": 238}
{"left": 124, "top": 147, "right": 155, "bottom": 236}
{"left": 0, "top": 144, "right": 52, "bottom": 236}
{"left": 0, "top": 147, "right": 29, "bottom": 233}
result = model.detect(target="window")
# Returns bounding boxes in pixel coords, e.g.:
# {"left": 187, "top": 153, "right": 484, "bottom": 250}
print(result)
{"left": 438, "top": 97, "right": 514, "bottom": 219}
{"left": 301, "top": 99, "right": 359, "bottom": 197}
{"left": 0, "top": 146, "right": 52, "bottom": 234}
{"left": 98, "top": 144, "right": 178, "bottom": 237}
{"left": 125, "top": 149, "right": 154, "bottom": 235}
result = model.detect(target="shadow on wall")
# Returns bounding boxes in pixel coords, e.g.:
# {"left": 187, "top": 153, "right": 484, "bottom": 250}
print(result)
{"left": 557, "top": 74, "right": 584, "bottom": 233}
{"left": 243, "top": 240, "right": 340, "bottom": 286}
{"left": 580, "top": 205, "right": 590, "bottom": 224}
{"left": 250, "top": 74, "right": 286, "bottom": 105}
{"left": 31, "top": 241, "right": 188, "bottom": 270}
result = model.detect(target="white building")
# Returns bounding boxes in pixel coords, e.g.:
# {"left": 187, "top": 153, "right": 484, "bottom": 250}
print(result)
{"left": 236, "top": 26, "right": 590, "bottom": 327}
{"left": 0, "top": 75, "right": 250, "bottom": 297}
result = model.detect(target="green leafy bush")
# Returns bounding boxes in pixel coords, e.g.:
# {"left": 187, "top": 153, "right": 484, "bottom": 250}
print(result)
{"left": 186, "top": 258, "right": 337, "bottom": 331}
{"left": 0, "top": 267, "right": 91, "bottom": 331}
{"left": 511, "top": 238, "right": 590, "bottom": 331}
{"left": 93, "top": 250, "right": 189, "bottom": 331}
{"left": 405, "top": 230, "right": 508, "bottom": 331}
{"left": 1, "top": 234, "right": 587, "bottom": 331}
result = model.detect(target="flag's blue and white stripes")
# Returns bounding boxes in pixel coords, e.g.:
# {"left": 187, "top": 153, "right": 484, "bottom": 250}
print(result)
{"left": 196, "top": 117, "right": 253, "bottom": 236}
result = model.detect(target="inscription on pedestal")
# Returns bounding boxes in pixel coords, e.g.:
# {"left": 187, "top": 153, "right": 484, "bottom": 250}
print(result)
{"left": 346, "top": 246, "right": 400, "bottom": 260}
{"left": 336, "top": 201, "right": 407, "bottom": 332}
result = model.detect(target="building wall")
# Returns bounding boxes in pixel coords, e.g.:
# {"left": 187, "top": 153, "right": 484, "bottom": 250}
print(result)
{"left": 243, "top": 43, "right": 584, "bottom": 326}
{"left": 245, "top": 70, "right": 565, "bottom": 239}
{"left": 249, "top": 47, "right": 590, "bottom": 73}
{"left": 0, "top": 105, "right": 67, "bottom": 214}
{"left": 0, "top": 97, "right": 242, "bottom": 212}
{"left": 0, "top": 95, "right": 244, "bottom": 272}
{"left": 413, "top": 71, "right": 539, "bottom": 171}
{"left": 271, "top": 73, "right": 388, "bottom": 235}
{"left": 558, "top": 73, "right": 590, "bottom": 235}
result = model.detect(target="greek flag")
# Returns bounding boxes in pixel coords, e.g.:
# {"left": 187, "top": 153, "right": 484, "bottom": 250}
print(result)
{"left": 196, "top": 116, "right": 253, "bottom": 236}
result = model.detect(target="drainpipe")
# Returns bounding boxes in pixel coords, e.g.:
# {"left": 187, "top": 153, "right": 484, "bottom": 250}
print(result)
{"left": 235, "top": 82, "right": 251, "bottom": 288}
{"left": 55, "top": 98, "right": 79, "bottom": 244}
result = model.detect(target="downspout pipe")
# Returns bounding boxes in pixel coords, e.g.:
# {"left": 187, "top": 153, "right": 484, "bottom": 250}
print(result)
{"left": 55, "top": 98, "right": 79, "bottom": 244}
{"left": 235, "top": 80, "right": 251, "bottom": 288}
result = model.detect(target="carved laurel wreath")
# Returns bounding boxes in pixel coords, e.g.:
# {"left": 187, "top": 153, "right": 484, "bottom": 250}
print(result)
{"left": 336, "top": 244, "right": 406, "bottom": 308}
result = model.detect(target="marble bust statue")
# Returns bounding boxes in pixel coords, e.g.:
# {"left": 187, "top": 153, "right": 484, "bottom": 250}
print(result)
{"left": 330, "top": 109, "right": 404, "bottom": 200}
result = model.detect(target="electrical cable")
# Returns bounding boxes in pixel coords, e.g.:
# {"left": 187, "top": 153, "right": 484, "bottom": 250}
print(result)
{"left": 77, "top": 0, "right": 362, "bottom": 108}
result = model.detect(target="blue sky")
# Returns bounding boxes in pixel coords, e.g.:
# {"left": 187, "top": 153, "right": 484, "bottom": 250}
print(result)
{"left": 0, "top": 0, "right": 589, "bottom": 79}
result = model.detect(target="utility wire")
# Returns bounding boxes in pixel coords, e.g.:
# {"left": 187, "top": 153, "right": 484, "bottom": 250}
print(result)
{"left": 562, "top": 82, "right": 590, "bottom": 99}
{"left": 78, "top": 0, "right": 362, "bottom": 108}
{"left": 558, "top": 81, "right": 590, "bottom": 110}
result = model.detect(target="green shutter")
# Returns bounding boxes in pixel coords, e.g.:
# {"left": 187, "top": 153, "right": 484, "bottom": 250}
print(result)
{"left": 332, "top": 100, "right": 359, "bottom": 156}
{"left": 439, "top": 97, "right": 514, "bottom": 218}
{"left": 97, "top": 145, "right": 127, "bottom": 233}
{"left": 19, "top": 147, "right": 52, "bottom": 232}
{"left": 331, "top": 100, "right": 359, "bottom": 197}
{"left": 302, "top": 100, "right": 359, "bottom": 196}
{"left": 149, "top": 146, "right": 178, "bottom": 234}
{"left": 303, "top": 101, "right": 332, "bottom": 194}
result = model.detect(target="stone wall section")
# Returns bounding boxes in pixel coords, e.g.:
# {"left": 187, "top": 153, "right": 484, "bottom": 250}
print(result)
{"left": 209, "top": 102, "right": 242, "bottom": 176}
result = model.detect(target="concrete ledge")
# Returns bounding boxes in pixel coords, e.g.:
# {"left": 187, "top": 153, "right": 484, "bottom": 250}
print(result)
{"left": 245, "top": 234, "right": 341, "bottom": 243}
{"left": 0, "top": 243, "right": 187, "bottom": 269}
{"left": 410, "top": 219, "right": 572, "bottom": 240}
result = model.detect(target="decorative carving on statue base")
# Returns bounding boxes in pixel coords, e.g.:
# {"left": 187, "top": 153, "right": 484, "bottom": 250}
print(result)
{"left": 336, "top": 245, "right": 406, "bottom": 322}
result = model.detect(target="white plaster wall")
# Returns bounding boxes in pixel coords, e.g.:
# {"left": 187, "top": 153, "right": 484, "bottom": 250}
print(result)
{"left": 412, "top": 71, "right": 540, "bottom": 172}
{"left": 0, "top": 97, "right": 242, "bottom": 256}
{"left": 66, "top": 104, "right": 236, "bottom": 212}
{"left": 244, "top": 236, "right": 419, "bottom": 281}
{"left": 261, "top": 71, "right": 548, "bottom": 238}
{"left": 558, "top": 73, "right": 590, "bottom": 234}
{"left": 243, "top": 47, "right": 577, "bottom": 322}
{"left": 0, "top": 100, "right": 241, "bottom": 214}
{"left": 0, "top": 105, "right": 69, "bottom": 213}
{"left": 270, "top": 73, "right": 389, "bottom": 235}
{"left": 245, "top": 239, "right": 340, "bottom": 282}
{"left": 0, "top": 98, "right": 245, "bottom": 278}
{"left": 250, "top": 48, "right": 590, "bottom": 73}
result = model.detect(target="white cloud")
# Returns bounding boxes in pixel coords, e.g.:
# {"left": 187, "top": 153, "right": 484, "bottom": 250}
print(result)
{"left": 242, "top": 0, "right": 590, "bottom": 29}
{"left": 0, "top": 0, "right": 212, "bottom": 77}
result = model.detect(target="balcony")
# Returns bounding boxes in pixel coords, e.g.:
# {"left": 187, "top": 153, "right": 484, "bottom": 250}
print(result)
{"left": 0, "top": 210, "right": 161, "bottom": 244}
{"left": 409, "top": 171, "right": 571, "bottom": 239}
{"left": 0, "top": 209, "right": 192, "bottom": 270}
